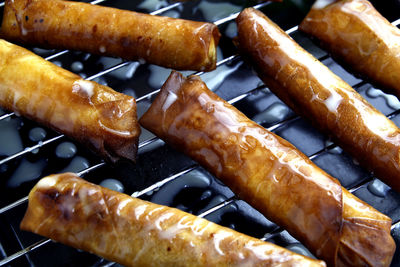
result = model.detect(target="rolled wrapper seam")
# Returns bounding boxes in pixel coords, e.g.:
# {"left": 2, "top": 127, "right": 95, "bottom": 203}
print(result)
{"left": 299, "top": 0, "right": 400, "bottom": 101}
{"left": 139, "top": 70, "right": 395, "bottom": 266}
{"left": 1, "top": 0, "right": 221, "bottom": 71}
{"left": 235, "top": 8, "right": 396, "bottom": 266}
{"left": 21, "top": 173, "right": 326, "bottom": 267}
{"left": 0, "top": 39, "right": 140, "bottom": 163}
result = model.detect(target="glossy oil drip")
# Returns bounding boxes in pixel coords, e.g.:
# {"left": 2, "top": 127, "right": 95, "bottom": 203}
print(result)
{"left": 198, "top": 0, "right": 241, "bottom": 22}
{"left": 28, "top": 127, "right": 47, "bottom": 142}
{"left": 151, "top": 169, "right": 211, "bottom": 207}
{"left": 55, "top": 142, "right": 77, "bottom": 159}
{"left": 137, "top": 0, "right": 168, "bottom": 12}
{"left": 60, "top": 156, "right": 89, "bottom": 173}
{"left": 366, "top": 87, "right": 400, "bottom": 110}
{"left": 312, "top": 0, "right": 336, "bottom": 9}
{"left": 368, "top": 178, "right": 391, "bottom": 197}
{"left": 71, "top": 61, "right": 84, "bottom": 73}
{"left": 201, "top": 48, "right": 243, "bottom": 92}
{"left": 7, "top": 158, "right": 46, "bottom": 187}
{"left": 252, "top": 102, "right": 290, "bottom": 125}
{"left": 100, "top": 178, "right": 124, "bottom": 193}
{"left": 0, "top": 118, "right": 23, "bottom": 156}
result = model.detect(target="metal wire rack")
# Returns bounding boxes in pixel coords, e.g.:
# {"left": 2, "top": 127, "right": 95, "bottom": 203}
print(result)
{"left": 0, "top": 0, "right": 400, "bottom": 266}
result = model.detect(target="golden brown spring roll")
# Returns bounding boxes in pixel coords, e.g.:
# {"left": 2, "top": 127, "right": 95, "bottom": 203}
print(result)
{"left": 237, "top": 8, "right": 400, "bottom": 192}
{"left": 21, "top": 173, "right": 326, "bottom": 267}
{"left": 299, "top": 0, "right": 400, "bottom": 97}
{"left": 140, "top": 71, "right": 395, "bottom": 266}
{"left": 0, "top": 39, "right": 140, "bottom": 163}
{"left": 1, "top": 0, "right": 220, "bottom": 72}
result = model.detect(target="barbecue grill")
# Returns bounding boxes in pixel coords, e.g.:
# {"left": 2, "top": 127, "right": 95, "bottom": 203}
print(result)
{"left": 0, "top": 0, "right": 399, "bottom": 266}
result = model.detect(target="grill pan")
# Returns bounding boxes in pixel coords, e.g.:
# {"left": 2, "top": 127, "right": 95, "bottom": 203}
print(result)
{"left": 0, "top": 0, "right": 400, "bottom": 266}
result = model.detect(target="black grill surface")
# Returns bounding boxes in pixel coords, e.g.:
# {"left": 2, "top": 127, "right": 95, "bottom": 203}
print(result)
{"left": 0, "top": 0, "right": 399, "bottom": 266}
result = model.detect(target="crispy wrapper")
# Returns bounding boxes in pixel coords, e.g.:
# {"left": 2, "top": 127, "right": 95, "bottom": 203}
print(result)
{"left": 236, "top": 7, "right": 396, "bottom": 266}
{"left": 1, "top": 0, "right": 220, "bottom": 71}
{"left": 0, "top": 39, "right": 139, "bottom": 163}
{"left": 21, "top": 173, "right": 325, "bottom": 267}
{"left": 139, "top": 71, "right": 395, "bottom": 266}
{"left": 237, "top": 7, "right": 400, "bottom": 190}
{"left": 299, "top": 0, "right": 400, "bottom": 98}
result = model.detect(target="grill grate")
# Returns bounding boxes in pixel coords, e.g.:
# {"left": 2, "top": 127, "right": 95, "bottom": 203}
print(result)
{"left": 0, "top": 0, "right": 400, "bottom": 266}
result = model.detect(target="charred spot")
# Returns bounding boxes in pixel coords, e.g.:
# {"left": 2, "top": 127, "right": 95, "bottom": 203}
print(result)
{"left": 43, "top": 188, "right": 60, "bottom": 202}
{"left": 167, "top": 246, "right": 171, "bottom": 252}
{"left": 62, "top": 209, "right": 72, "bottom": 221}
{"left": 34, "top": 19, "right": 37, "bottom": 23}
{"left": 97, "top": 210, "right": 106, "bottom": 220}
{"left": 92, "top": 24, "right": 98, "bottom": 33}
{"left": 120, "top": 36, "right": 131, "bottom": 47}
{"left": 210, "top": 233, "right": 215, "bottom": 238}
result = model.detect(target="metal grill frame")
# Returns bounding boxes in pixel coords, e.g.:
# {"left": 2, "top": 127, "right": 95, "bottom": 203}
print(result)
{"left": 0, "top": 0, "right": 399, "bottom": 266}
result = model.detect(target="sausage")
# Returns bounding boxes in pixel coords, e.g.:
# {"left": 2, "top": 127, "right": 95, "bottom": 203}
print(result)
{"left": 21, "top": 173, "right": 326, "bottom": 267}
{"left": 0, "top": 39, "right": 140, "bottom": 163}
{"left": 1, "top": 0, "right": 220, "bottom": 71}
{"left": 140, "top": 70, "right": 395, "bottom": 266}
{"left": 299, "top": 0, "right": 400, "bottom": 98}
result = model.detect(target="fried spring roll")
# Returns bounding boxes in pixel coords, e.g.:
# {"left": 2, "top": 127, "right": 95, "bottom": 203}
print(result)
{"left": 299, "top": 0, "right": 400, "bottom": 97}
{"left": 139, "top": 71, "right": 395, "bottom": 266}
{"left": 21, "top": 173, "right": 326, "bottom": 267}
{"left": 0, "top": 39, "right": 140, "bottom": 163}
{"left": 1, "top": 0, "right": 220, "bottom": 72}
{"left": 237, "top": 8, "right": 400, "bottom": 193}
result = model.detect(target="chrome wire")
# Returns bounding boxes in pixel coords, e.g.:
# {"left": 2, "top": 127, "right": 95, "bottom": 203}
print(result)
{"left": 0, "top": 1, "right": 399, "bottom": 265}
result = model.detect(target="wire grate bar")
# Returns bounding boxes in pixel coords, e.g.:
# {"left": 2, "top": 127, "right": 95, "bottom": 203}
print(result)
{"left": 77, "top": 162, "right": 106, "bottom": 176}
{"left": 213, "top": 2, "right": 271, "bottom": 26}
{"left": 136, "top": 54, "right": 241, "bottom": 102}
{"left": 0, "top": 112, "right": 14, "bottom": 121}
{"left": 131, "top": 164, "right": 199, "bottom": 198}
{"left": 0, "top": 68, "right": 391, "bottom": 213}
{"left": 0, "top": 239, "right": 51, "bottom": 266}
{"left": 0, "top": 1, "right": 399, "bottom": 265}
{"left": 0, "top": 134, "right": 64, "bottom": 166}
{"left": 198, "top": 196, "right": 236, "bottom": 218}
{"left": 0, "top": 196, "right": 28, "bottom": 215}
{"left": 0, "top": 53, "right": 241, "bottom": 165}
{"left": 0, "top": 57, "right": 395, "bottom": 219}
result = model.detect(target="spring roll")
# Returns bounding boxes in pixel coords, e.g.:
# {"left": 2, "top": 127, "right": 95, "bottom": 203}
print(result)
{"left": 1, "top": 0, "right": 220, "bottom": 72}
{"left": 140, "top": 71, "right": 395, "bottom": 266}
{"left": 21, "top": 173, "right": 326, "bottom": 267}
{"left": 0, "top": 39, "right": 140, "bottom": 163}
{"left": 299, "top": 0, "right": 400, "bottom": 98}
{"left": 237, "top": 7, "right": 400, "bottom": 192}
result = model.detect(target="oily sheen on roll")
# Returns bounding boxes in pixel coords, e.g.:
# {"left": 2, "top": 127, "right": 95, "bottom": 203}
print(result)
{"left": 1, "top": 0, "right": 220, "bottom": 71}
{"left": 21, "top": 173, "right": 325, "bottom": 267}
{"left": 140, "top": 71, "right": 395, "bottom": 266}
{"left": 299, "top": 0, "right": 400, "bottom": 99}
{"left": 0, "top": 39, "right": 140, "bottom": 163}
{"left": 237, "top": 7, "right": 400, "bottom": 193}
